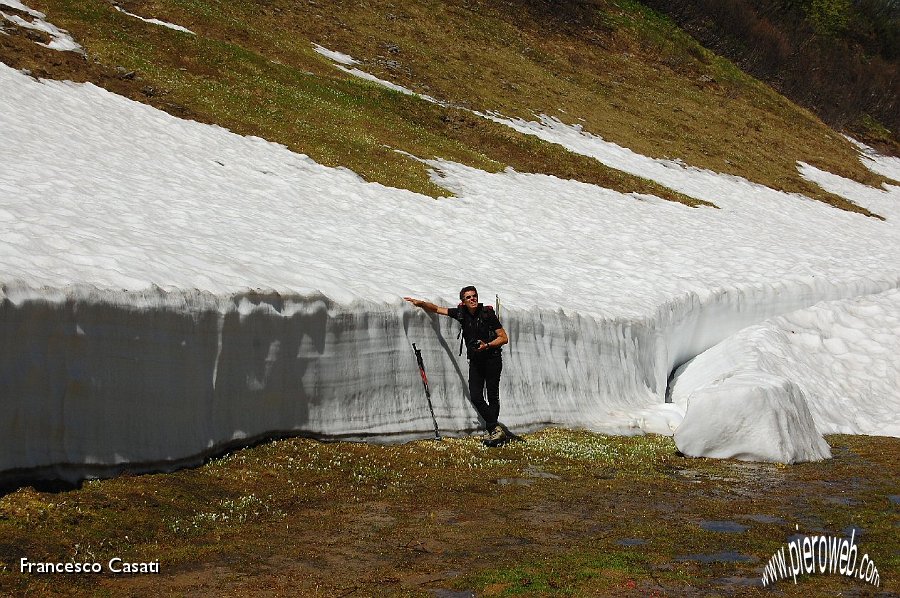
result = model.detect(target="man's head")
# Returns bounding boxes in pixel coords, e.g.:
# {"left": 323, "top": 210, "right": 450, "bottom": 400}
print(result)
{"left": 459, "top": 285, "right": 478, "bottom": 308}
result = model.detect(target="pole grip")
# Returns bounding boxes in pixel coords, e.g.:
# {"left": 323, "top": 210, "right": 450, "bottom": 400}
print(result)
{"left": 412, "top": 343, "right": 430, "bottom": 397}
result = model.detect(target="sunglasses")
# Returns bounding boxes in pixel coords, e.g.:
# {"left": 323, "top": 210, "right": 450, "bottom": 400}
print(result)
{"left": 463, "top": 294, "right": 478, "bottom": 301}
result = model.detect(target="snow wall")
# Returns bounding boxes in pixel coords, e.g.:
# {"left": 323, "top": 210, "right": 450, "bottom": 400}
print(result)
{"left": 2, "top": 274, "right": 896, "bottom": 482}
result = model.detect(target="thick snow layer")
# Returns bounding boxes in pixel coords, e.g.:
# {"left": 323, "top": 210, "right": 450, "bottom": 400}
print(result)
{"left": 674, "top": 373, "right": 832, "bottom": 463}
{"left": 671, "top": 288, "right": 900, "bottom": 462}
{"left": 2, "top": 56, "right": 900, "bottom": 477}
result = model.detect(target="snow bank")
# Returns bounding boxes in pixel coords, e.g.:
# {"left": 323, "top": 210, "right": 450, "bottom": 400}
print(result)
{"left": 2, "top": 62, "right": 900, "bottom": 479}
{"left": 673, "top": 373, "right": 831, "bottom": 463}
{"left": 671, "top": 288, "right": 900, "bottom": 462}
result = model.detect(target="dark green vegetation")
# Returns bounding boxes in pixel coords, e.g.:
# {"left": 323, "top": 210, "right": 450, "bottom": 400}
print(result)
{"left": 0, "top": 0, "right": 895, "bottom": 212}
{"left": 642, "top": 0, "right": 900, "bottom": 147}
{"left": 0, "top": 430, "right": 896, "bottom": 596}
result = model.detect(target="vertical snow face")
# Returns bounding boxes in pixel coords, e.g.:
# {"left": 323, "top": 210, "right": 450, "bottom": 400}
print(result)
{"left": 3, "top": 276, "right": 897, "bottom": 478}
{"left": 0, "top": 286, "right": 662, "bottom": 475}
{"left": 0, "top": 287, "right": 424, "bottom": 475}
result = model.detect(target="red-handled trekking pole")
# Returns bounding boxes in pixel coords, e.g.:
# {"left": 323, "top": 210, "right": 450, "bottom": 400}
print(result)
{"left": 412, "top": 343, "right": 441, "bottom": 441}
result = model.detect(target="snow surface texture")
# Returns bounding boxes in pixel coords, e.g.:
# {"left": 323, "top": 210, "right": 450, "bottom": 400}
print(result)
{"left": 2, "top": 36, "right": 900, "bottom": 478}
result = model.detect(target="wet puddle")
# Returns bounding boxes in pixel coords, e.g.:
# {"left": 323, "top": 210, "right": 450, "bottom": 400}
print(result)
{"left": 430, "top": 591, "right": 475, "bottom": 598}
{"left": 742, "top": 514, "right": 784, "bottom": 524}
{"left": 495, "top": 478, "right": 533, "bottom": 486}
{"left": 823, "top": 495, "right": 859, "bottom": 506}
{"left": 616, "top": 538, "right": 647, "bottom": 546}
{"left": 787, "top": 524, "right": 863, "bottom": 546}
{"left": 889, "top": 495, "right": 900, "bottom": 505}
{"left": 524, "top": 465, "right": 561, "bottom": 480}
{"left": 714, "top": 575, "right": 761, "bottom": 587}
{"left": 676, "top": 551, "right": 754, "bottom": 563}
{"left": 700, "top": 520, "right": 749, "bottom": 533}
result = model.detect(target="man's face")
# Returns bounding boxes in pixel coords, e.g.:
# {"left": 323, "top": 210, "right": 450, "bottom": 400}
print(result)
{"left": 462, "top": 291, "right": 478, "bottom": 310}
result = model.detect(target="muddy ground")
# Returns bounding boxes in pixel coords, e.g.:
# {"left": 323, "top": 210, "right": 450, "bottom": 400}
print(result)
{"left": 0, "top": 430, "right": 897, "bottom": 597}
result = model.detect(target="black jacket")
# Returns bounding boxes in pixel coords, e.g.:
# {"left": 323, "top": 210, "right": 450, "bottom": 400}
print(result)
{"left": 447, "top": 303, "right": 503, "bottom": 359}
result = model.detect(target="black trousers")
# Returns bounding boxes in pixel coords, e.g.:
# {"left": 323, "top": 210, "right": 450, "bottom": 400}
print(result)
{"left": 468, "top": 354, "right": 502, "bottom": 430}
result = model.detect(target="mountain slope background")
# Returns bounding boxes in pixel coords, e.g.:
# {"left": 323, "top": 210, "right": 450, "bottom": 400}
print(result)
{"left": 641, "top": 0, "right": 899, "bottom": 148}
{"left": 1, "top": 0, "right": 896, "bottom": 213}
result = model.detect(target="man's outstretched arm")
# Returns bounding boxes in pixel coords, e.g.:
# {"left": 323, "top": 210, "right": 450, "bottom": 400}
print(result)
{"left": 404, "top": 297, "right": 449, "bottom": 316}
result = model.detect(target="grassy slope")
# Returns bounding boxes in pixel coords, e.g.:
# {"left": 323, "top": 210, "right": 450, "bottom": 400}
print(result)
{"left": 1, "top": 0, "right": 893, "bottom": 213}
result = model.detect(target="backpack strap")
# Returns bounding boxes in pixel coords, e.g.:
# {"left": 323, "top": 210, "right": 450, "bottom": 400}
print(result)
{"left": 456, "top": 302, "right": 465, "bottom": 356}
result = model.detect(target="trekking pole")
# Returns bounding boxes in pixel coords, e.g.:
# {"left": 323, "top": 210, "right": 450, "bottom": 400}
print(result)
{"left": 412, "top": 343, "right": 442, "bottom": 441}
{"left": 496, "top": 293, "right": 508, "bottom": 354}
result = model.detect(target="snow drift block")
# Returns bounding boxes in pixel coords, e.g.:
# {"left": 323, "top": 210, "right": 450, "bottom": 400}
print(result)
{"left": 674, "top": 372, "right": 831, "bottom": 463}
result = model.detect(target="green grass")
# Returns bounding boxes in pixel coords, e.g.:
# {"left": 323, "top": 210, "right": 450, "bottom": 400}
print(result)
{"left": 465, "top": 550, "right": 648, "bottom": 596}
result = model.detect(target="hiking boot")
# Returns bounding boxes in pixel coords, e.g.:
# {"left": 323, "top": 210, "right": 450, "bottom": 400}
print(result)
{"left": 472, "top": 428, "right": 490, "bottom": 440}
{"left": 487, "top": 425, "right": 507, "bottom": 443}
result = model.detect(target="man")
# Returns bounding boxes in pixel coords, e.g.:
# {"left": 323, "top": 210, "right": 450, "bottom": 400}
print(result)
{"left": 404, "top": 286, "right": 509, "bottom": 443}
